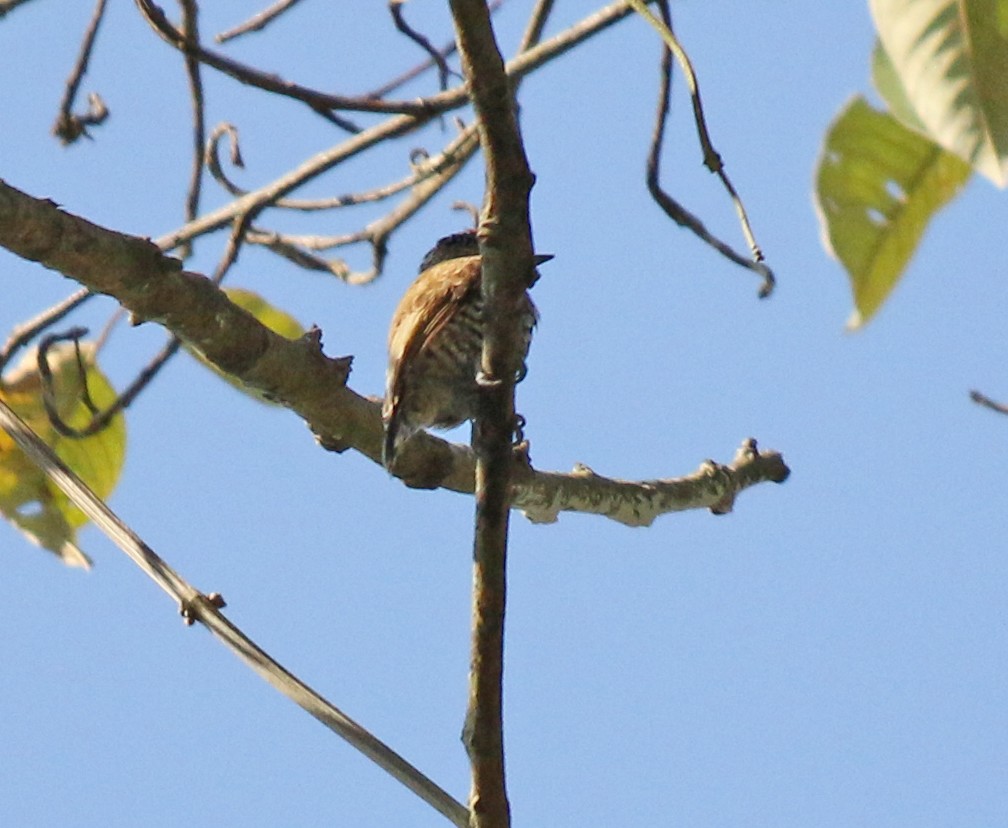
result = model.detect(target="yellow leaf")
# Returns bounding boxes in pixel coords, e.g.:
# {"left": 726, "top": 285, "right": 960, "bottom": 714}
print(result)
{"left": 814, "top": 97, "right": 971, "bottom": 327}
{"left": 0, "top": 342, "right": 126, "bottom": 567}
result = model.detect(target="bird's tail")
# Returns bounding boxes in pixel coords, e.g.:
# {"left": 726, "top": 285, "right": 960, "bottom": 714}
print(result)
{"left": 382, "top": 407, "right": 401, "bottom": 471}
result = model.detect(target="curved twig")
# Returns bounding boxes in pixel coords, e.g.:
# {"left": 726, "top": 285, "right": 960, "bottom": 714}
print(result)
{"left": 0, "top": 287, "right": 92, "bottom": 377}
{"left": 154, "top": 0, "right": 641, "bottom": 253}
{"left": 205, "top": 121, "right": 473, "bottom": 212}
{"left": 52, "top": 0, "right": 110, "bottom": 144}
{"left": 37, "top": 328, "right": 181, "bottom": 439}
{"left": 366, "top": 0, "right": 506, "bottom": 100}
{"left": 389, "top": 0, "right": 459, "bottom": 92}
{"left": 135, "top": 0, "right": 435, "bottom": 126}
{"left": 225, "top": 122, "right": 481, "bottom": 283}
{"left": 638, "top": 0, "right": 774, "bottom": 297}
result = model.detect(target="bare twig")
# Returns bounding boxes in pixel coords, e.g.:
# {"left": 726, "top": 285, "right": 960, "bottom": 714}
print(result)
{"left": 211, "top": 211, "right": 255, "bottom": 283}
{"left": 970, "top": 389, "right": 1008, "bottom": 415}
{"left": 205, "top": 121, "right": 472, "bottom": 212}
{"left": 215, "top": 0, "right": 303, "bottom": 44}
{"left": 217, "top": 121, "right": 481, "bottom": 283}
{"left": 452, "top": 200, "right": 480, "bottom": 227}
{"left": 636, "top": 0, "right": 774, "bottom": 297}
{"left": 154, "top": 1, "right": 639, "bottom": 253}
{"left": 366, "top": 33, "right": 460, "bottom": 100}
{"left": 37, "top": 328, "right": 181, "bottom": 438}
{"left": 0, "top": 287, "right": 92, "bottom": 377}
{"left": 178, "top": 0, "right": 205, "bottom": 259}
{"left": 390, "top": 0, "right": 459, "bottom": 92}
{"left": 52, "top": 0, "right": 110, "bottom": 144}
{"left": 367, "top": 0, "right": 505, "bottom": 99}
{"left": 0, "top": 397, "right": 470, "bottom": 828}
{"left": 135, "top": 0, "right": 430, "bottom": 125}
{"left": 515, "top": 439, "right": 790, "bottom": 524}
{"left": 243, "top": 227, "right": 350, "bottom": 277}
{"left": 0, "top": 0, "right": 36, "bottom": 18}
{"left": 519, "top": 0, "right": 555, "bottom": 50}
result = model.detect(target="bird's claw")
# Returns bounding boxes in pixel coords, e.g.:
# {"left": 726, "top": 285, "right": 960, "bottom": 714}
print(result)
{"left": 476, "top": 370, "right": 503, "bottom": 389}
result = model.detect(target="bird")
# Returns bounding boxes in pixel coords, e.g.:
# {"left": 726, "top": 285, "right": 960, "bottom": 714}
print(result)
{"left": 382, "top": 230, "right": 552, "bottom": 470}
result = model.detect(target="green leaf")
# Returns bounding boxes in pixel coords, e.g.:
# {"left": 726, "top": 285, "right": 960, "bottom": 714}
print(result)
{"left": 0, "top": 342, "right": 126, "bottom": 567}
{"left": 871, "top": 40, "right": 927, "bottom": 133}
{"left": 815, "top": 96, "right": 972, "bottom": 328}
{"left": 188, "top": 288, "right": 306, "bottom": 404}
{"left": 869, "top": 0, "right": 1008, "bottom": 186}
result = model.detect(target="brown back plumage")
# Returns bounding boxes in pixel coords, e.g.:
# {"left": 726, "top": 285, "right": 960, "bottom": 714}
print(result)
{"left": 382, "top": 231, "right": 546, "bottom": 470}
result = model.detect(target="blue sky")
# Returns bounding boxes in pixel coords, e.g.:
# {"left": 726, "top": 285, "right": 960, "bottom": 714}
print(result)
{"left": 2, "top": 3, "right": 1006, "bottom": 826}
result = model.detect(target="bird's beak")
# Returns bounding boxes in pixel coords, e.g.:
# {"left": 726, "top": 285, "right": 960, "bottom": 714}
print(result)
{"left": 534, "top": 253, "right": 554, "bottom": 266}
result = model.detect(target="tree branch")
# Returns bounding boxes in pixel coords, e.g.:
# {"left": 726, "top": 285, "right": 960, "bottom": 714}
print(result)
{"left": 0, "top": 178, "right": 788, "bottom": 520}
{"left": 448, "top": 0, "right": 544, "bottom": 823}
{"left": 152, "top": 0, "right": 640, "bottom": 252}
{"left": 0, "top": 395, "right": 469, "bottom": 828}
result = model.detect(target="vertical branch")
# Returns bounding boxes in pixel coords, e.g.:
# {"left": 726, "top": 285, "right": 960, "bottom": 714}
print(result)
{"left": 179, "top": 0, "right": 206, "bottom": 259}
{"left": 449, "top": 2, "right": 539, "bottom": 826}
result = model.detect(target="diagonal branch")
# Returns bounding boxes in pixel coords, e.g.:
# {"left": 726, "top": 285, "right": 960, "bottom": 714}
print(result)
{"left": 0, "top": 179, "right": 789, "bottom": 521}
{"left": 0, "top": 396, "right": 469, "bottom": 828}
{"left": 153, "top": 0, "right": 641, "bottom": 252}
{"left": 215, "top": 0, "right": 304, "bottom": 44}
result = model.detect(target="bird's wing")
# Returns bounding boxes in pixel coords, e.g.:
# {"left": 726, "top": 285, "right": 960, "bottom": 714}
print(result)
{"left": 384, "top": 256, "right": 480, "bottom": 415}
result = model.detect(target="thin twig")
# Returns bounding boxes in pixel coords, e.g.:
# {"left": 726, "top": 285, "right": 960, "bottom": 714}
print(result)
{"left": 236, "top": 122, "right": 481, "bottom": 284}
{"left": 154, "top": 0, "right": 640, "bottom": 254}
{"left": 203, "top": 122, "right": 249, "bottom": 196}
{"left": 0, "top": 397, "right": 470, "bottom": 828}
{"left": 365, "top": 34, "right": 460, "bottom": 100}
{"left": 92, "top": 305, "right": 126, "bottom": 353}
{"left": 389, "top": 0, "right": 458, "bottom": 92}
{"left": 519, "top": 0, "right": 555, "bottom": 50}
{"left": 970, "top": 389, "right": 1008, "bottom": 415}
{"left": 178, "top": 0, "right": 205, "bottom": 260}
{"left": 37, "top": 328, "right": 181, "bottom": 439}
{"left": 135, "top": 0, "right": 435, "bottom": 126}
{"left": 215, "top": 0, "right": 303, "bottom": 44}
{"left": 243, "top": 227, "right": 348, "bottom": 274}
{"left": 366, "top": 0, "right": 505, "bottom": 100}
{"left": 642, "top": 0, "right": 774, "bottom": 297}
{"left": 205, "top": 121, "right": 467, "bottom": 211}
{"left": 0, "top": 288, "right": 92, "bottom": 377}
{"left": 52, "top": 0, "right": 110, "bottom": 144}
{"left": 0, "top": 0, "right": 37, "bottom": 18}
{"left": 211, "top": 212, "right": 255, "bottom": 283}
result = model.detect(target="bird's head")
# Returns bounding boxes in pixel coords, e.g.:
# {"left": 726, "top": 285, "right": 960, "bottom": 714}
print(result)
{"left": 418, "top": 230, "right": 553, "bottom": 274}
